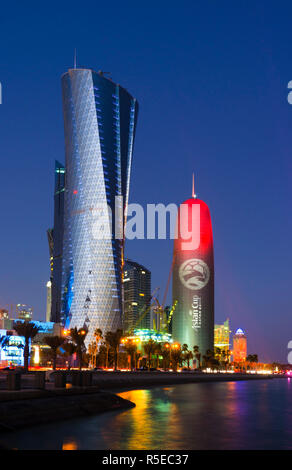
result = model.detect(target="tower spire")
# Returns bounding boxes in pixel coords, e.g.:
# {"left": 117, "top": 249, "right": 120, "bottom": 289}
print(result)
{"left": 192, "top": 173, "right": 197, "bottom": 198}
{"left": 74, "top": 49, "right": 77, "bottom": 69}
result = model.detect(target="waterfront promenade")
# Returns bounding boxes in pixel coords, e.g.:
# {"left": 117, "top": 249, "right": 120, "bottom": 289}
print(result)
{"left": 0, "top": 369, "right": 278, "bottom": 393}
{"left": 89, "top": 370, "right": 277, "bottom": 389}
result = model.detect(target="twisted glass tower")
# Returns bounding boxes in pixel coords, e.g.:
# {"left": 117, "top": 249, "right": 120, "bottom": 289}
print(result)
{"left": 61, "top": 68, "right": 138, "bottom": 344}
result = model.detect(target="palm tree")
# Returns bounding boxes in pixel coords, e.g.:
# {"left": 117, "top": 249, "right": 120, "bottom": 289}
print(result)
{"left": 171, "top": 348, "right": 182, "bottom": 372}
{"left": 182, "top": 344, "right": 189, "bottom": 353}
{"left": 13, "top": 321, "right": 40, "bottom": 372}
{"left": 250, "top": 354, "right": 258, "bottom": 363}
{"left": 105, "top": 329, "right": 123, "bottom": 370}
{"left": 135, "top": 350, "right": 142, "bottom": 369}
{"left": 204, "top": 349, "right": 215, "bottom": 368}
{"left": 214, "top": 347, "right": 222, "bottom": 361}
{"left": 124, "top": 341, "right": 137, "bottom": 370}
{"left": 44, "top": 335, "right": 65, "bottom": 370}
{"left": 105, "top": 341, "right": 110, "bottom": 369}
{"left": 62, "top": 342, "right": 77, "bottom": 369}
{"left": 93, "top": 328, "right": 103, "bottom": 368}
{"left": 181, "top": 344, "right": 192, "bottom": 369}
{"left": 144, "top": 339, "right": 156, "bottom": 370}
{"left": 220, "top": 349, "right": 227, "bottom": 370}
{"left": 193, "top": 345, "right": 201, "bottom": 369}
{"left": 69, "top": 327, "right": 87, "bottom": 370}
{"left": 246, "top": 354, "right": 258, "bottom": 371}
{"left": 154, "top": 343, "right": 163, "bottom": 369}
{"left": 87, "top": 341, "right": 96, "bottom": 368}
{"left": 161, "top": 347, "right": 171, "bottom": 371}
{"left": 184, "top": 350, "right": 194, "bottom": 369}
{"left": 96, "top": 343, "right": 107, "bottom": 368}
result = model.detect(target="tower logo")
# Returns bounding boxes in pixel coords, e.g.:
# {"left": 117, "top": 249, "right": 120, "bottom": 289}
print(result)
{"left": 179, "top": 258, "right": 210, "bottom": 290}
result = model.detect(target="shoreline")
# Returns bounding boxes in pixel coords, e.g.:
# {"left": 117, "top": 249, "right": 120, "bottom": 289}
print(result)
{"left": 0, "top": 372, "right": 284, "bottom": 434}
{"left": 0, "top": 387, "right": 135, "bottom": 433}
{"left": 90, "top": 370, "right": 280, "bottom": 390}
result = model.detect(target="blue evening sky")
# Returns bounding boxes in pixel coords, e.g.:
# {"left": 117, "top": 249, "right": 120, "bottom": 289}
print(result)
{"left": 0, "top": 1, "right": 291, "bottom": 361}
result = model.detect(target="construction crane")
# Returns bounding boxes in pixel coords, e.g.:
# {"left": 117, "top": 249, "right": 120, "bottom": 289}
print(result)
{"left": 151, "top": 253, "right": 177, "bottom": 333}
{"left": 152, "top": 298, "right": 177, "bottom": 333}
{"left": 161, "top": 252, "right": 176, "bottom": 308}
{"left": 127, "top": 287, "right": 160, "bottom": 334}
{"left": 124, "top": 254, "right": 177, "bottom": 336}
{"left": 167, "top": 300, "right": 177, "bottom": 326}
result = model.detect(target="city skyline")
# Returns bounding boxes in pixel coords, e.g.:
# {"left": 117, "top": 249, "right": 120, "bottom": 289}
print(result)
{"left": 1, "top": 2, "right": 292, "bottom": 362}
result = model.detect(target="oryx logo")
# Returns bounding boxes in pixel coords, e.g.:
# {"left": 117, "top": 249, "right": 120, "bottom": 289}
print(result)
{"left": 179, "top": 258, "right": 210, "bottom": 290}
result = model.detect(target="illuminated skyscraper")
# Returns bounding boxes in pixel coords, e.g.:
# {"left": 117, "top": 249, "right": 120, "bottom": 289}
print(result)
{"left": 16, "top": 304, "right": 33, "bottom": 321}
{"left": 46, "top": 281, "right": 52, "bottom": 322}
{"left": 61, "top": 68, "right": 138, "bottom": 344}
{"left": 214, "top": 319, "right": 231, "bottom": 359}
{"left": 123, "top": 260, "right": 151, "bottom": 332}
{"left": 48, "top": 161, "right": 65, "bottom": 323}
{"left": 233, "top": 328, "right": 247, "bottom": 362}
{"left": 172, "top": 177, "right": 214, "bottom": 354}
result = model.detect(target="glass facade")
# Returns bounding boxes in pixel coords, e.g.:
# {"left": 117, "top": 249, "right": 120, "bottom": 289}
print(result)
{"left": 49, "top": 161, "right": 65, "bottom": 323}
{"left": 214, "top": 319, "right": 231, "bottom": 356}
{"left": 61, "top": 68, "right": 138, "bottom": 345}
{"left": 16, "top": 303, "right": 33, "bottom": 320}
{"left": 123, "top": 260, "right": 151, "bottom": 332}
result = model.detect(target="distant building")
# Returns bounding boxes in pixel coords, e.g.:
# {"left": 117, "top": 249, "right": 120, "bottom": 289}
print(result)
{"left": 28, "top": 320, "right": 63, "bottom": 344}
{"left": 123, "top": 260, "right": 151, "bottom": 332}
{"left": 214, "top": 319, "right": 231, "bottom": 357}
{"left": 0, "top": 320, "right": 63, "bottom": 367}
{"left": 131, "top": 328, "right": 172, "bottom": 344}
{"left": 233, "top": 328, "right": 247, "bottom": 362}
{"left": 0, "top": 309, "right": 9, "bottom": 320}
{"left": 0, "top": 329, "right": 25, "bottom": 366}
{"left": 16, "top": 304, "right": 33, "bottom": 321}
{"left": 48, "top": 161, "right": 65, "bottom": 323}
{"left": 0, "top": 318, "right": 12, "bottom": 330}
{"left": 46, "top": 281, "right": 52, "bottom": 322}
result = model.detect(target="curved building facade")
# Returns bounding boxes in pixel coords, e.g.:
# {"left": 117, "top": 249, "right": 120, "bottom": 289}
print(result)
{"left": 61, "top": 68, "right": 138, "bottom": 344}
{"left": 172, "top": 191, "right": 214, "bottom": 355}
{"left": 233, "top": 328, "right": 247, "bottom": 362}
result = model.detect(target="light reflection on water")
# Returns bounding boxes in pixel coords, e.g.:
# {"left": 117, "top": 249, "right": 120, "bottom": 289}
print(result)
{"left": 1, "top": 379, "right": 292, "bottom": 450}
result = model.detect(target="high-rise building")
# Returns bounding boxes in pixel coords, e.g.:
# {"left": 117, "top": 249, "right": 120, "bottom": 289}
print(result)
{"left": 46, "top": 281, "right": 52, "bottom": 322}
{"left": 48, "top": 161, "right": 65, "bottom": 323}
{"left": 214, "top": 319, "right": 231, "bottom": 358}
{"left": 233, "top": 328, "right": 247, "bottom": 362}
{"left": 123, "top": 260, "right": 151, "bottom": 332}
{"left": 16, "top": 304, "right": 33, "bottom": 321}
{"left": 172, "top": 178, "right": 214, "bottom": 354}
{"left": 61, "top": 68, "right": 138, "bottom": 344}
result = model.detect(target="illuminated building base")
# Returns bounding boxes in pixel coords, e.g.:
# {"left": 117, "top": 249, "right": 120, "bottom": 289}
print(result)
{"left": 132, "top": 328, "right": 173, "bottom": 344}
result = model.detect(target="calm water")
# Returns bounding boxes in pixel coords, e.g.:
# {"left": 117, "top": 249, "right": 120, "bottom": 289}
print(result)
{"left": 1, "top": 378, "right": 292, "bottom": 450}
